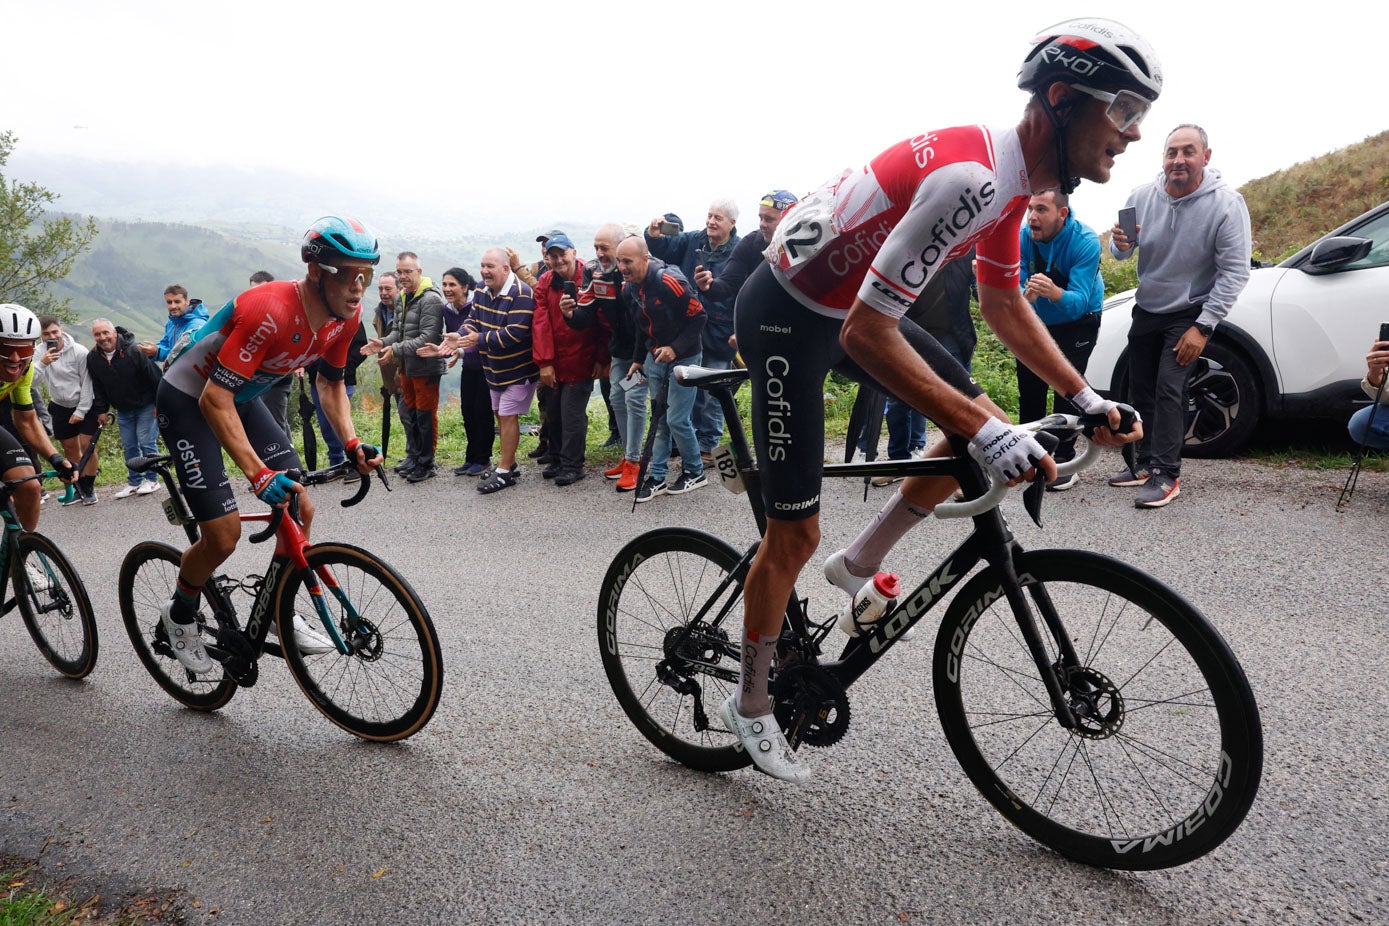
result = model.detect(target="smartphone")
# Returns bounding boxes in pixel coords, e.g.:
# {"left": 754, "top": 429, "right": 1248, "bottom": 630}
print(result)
{"left": 561, "top": 281, "right": 578, "bottom": 299}
{"left": 1379, "top": 321, "right": 1389, "bottom": 345}
{"left": 1117, "top": 207, "right": 1138, "bottom": 243}
{"left": 694, "top": 249, "right": 711, "bottom": 268}
{"left": 659, "top": 220, "right": 681, "bottom": 236}
{"left": 44, "top": 339, "right": 60, "bottom": 353}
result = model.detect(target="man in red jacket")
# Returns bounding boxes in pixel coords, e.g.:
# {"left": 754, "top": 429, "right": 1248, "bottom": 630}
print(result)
{"left": 531, "top": 235, "right": 610, "bottom": 486}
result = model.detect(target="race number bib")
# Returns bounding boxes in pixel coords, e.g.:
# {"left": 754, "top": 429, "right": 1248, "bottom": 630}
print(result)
{"left": 710, "top": 444, "right": 745, "bottom": 495}
{"left": 765, "top": 171, "right": 848, "bottom": 274}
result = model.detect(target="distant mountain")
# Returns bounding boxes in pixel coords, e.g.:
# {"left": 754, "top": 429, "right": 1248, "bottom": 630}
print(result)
{"left": 52, "top": 216, "right": 600, "bottom": 341}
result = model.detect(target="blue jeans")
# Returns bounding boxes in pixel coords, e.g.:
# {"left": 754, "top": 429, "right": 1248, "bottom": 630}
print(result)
{"left": 117, "top": 404, "right": 159, "bottom": 486}
{"left": 311, "top": 381, "right": 355, "bottom": 465}
{"left": 645, "top": 351, "right": 702, "bottom": 482}
{"left": 691, "top": 357, "right": 732, "bottom": 452}
{"left": 1349, "top": 403, "right": 1389, "bottom": 450}
{"left": 610, "top": 364, "right": 649, "bottom": 463}
{"left": 884, "top": 397, "right": 928, "bottom": 459}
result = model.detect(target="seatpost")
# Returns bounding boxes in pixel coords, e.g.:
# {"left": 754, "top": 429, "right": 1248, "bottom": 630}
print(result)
{"left": 713, "top": 385, "right": 768, "bottom": 536}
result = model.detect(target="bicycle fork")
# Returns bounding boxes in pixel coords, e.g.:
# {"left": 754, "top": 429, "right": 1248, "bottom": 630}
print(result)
{"left": 989, "top": 546, "right": 1083, "bottom": 731}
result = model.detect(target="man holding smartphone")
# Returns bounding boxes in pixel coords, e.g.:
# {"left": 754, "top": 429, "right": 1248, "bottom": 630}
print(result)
{"left": 530, "top": 234, "right": 609, "bottom": 486}
{"left": 1347, "top": 326, "right": 1389, "bottom": 451}
{"left": 646, "top": 199, "right": 741, "bottom": 460}
{"left": 1109, "top": 124, "right": 1251, "bottom": 508}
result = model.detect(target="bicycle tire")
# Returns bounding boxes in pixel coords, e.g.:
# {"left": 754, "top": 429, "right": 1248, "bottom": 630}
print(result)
{"left": 14, "top": 532, "right": 98, "bottom": 679}
{"left": 277, "top": 543, "right": 442, "bottom": 742}
{"left": 933, "top": 549, "right": 1262, "bottom": 870}
{"left": 597, "top": 527, "right": 752, "bottom": 772}
{"left": 118, "top": 541, "right": 236, "bottom": 711}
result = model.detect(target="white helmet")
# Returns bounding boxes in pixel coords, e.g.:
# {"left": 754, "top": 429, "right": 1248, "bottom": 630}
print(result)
{"left": 0, "top": 304, "right": 40, "bottom": 341}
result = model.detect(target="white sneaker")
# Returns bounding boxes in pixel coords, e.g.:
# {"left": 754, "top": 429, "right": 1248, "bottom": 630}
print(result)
{"left": 136, "top": 480, "right": 160, "bottom": 495}
{"left": 159, "top": 602, "right": 214, "bottom": 674}
{"left": 719, "top": 696, "right": 810, "bottom": 783}
{"left": 268, "top": 613, "right": 337, "bottom": 655}
{"left": 113, "top": 484, "right": 138, "bottom": 499}
{"left": 823, "top": 549, "right": 916, "bottom": 641}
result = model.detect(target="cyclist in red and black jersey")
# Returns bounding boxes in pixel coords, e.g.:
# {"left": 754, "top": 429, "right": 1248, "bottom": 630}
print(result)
{"left": 0, "top": 304, "right": 77, "bottom": 530}
{"left": 153, "top": 216, "right": 383, "bottom": 673}
{"left": 725, "top": 19, "right": 1163, "bottom": 781}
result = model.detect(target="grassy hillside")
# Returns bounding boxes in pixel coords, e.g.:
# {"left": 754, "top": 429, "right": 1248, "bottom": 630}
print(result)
{"left": 50, "top": 219, "right": 302, "bottom": 340}
{"left": 1240, "top": 129, "right": 1389, "bottom": 261}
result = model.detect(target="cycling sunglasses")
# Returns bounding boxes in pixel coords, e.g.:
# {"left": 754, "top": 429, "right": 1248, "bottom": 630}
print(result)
{"left": 1071, "top": 85, "right": 1151, "bottom": 133}
{"left": 317, "top": 263, "right": 375, "bottom": 288}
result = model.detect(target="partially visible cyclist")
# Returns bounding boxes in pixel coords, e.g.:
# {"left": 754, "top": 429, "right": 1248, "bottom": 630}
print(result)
{"left": 725, "top": 19, "right": 1161, "bottom": 781}
{"left": 154, "top": 216, "right": 383, "bottom": 673}
{"left": 0, "top": 304, "right": 78, "bottom": 529}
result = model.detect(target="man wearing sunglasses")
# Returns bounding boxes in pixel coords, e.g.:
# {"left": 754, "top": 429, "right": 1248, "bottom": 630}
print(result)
{"left": 724, "top": 19, "right": 1160, "bottom": 782}
{"left": 153, "top": 215, "right": 383, "bottom": 673}
{"left": 0, "top": 304, "right": 77, "bottom": 530}
{"left": 1108, "top": 124, "right": 1251, "bottom": 508}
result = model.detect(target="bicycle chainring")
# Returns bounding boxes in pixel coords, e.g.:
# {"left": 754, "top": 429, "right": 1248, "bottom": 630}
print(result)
{"left": 772, "top": 664, "right": 850, "bottom": 748}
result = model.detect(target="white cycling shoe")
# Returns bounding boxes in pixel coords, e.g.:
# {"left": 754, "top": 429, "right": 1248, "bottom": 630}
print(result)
{"left": 719, "top": 696, "right": 810, "bottom": 784}
{"left": 824, "top": 549, "right": 916, "bottom": 641}
{"left": 269, "top": 613, "right": 337, "bottom": 656}
{"left": 159, "top": 602, "right": 214, "bottom": 674}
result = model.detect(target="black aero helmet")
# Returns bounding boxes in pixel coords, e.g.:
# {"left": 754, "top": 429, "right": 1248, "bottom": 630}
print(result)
{"left": 300, "top": 216, "right": 381, "bottom": 265}
{"left": 1019, "top": 18, "right": 1162, "bottom": 102}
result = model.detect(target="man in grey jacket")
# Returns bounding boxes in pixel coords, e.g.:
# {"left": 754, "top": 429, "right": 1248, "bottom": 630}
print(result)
{"left": 365, "top": 251, "right": 446, "bottom": 481}
{"left": 34, "top": 316, "right": 98, "bottom": 504}
{"left": 1108, "top": 124, "right": 1251, "bottom": 508}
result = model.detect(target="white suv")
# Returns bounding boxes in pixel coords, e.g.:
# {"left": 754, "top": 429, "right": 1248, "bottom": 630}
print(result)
{"left": 1087, "top": 200, "right": 1389, "bottom": 456}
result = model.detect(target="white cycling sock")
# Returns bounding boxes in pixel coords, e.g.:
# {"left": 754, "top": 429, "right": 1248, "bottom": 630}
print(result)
{"left": 735, "top": 628, "right": 779, "bottom": 717}
{"left": 844, "top": 490, "right": 932, "bottom": 574}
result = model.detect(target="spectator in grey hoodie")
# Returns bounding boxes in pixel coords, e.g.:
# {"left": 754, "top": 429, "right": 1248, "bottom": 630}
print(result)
{"left": 1108, "top": 123, "right": 1251, "bottom": 509}
{"left": 34, "top": 316, "right": 98, "bottom": 504}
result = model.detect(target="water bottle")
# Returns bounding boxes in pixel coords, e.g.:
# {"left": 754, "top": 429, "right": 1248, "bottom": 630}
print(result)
{"left": 837, "top": 572, "right": 902, "bottom": 637}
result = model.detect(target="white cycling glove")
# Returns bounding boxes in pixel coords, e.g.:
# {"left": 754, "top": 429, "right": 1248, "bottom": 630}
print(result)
{"left": 1069, "top": 386, "right": 1116, "bottom": 416}
{"left": 968, "top": 417, "right": 1049, "bottom": 482}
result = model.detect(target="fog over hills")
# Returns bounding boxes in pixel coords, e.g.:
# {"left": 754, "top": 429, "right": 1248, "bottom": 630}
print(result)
{"left": 17, "top": 154, "right": 597, "bottom": 337}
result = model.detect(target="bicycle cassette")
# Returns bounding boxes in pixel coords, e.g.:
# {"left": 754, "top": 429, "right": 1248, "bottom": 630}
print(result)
{"left": 772, "top": 664, "right": 850, "bottom": 748}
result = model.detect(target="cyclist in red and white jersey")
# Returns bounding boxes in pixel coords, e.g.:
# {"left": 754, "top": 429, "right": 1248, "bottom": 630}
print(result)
{"left": 154, "top": 216, "right": 383, "bottom": 673}
{"left": 724, "top": 19, "right": 1162, "bottom": 781}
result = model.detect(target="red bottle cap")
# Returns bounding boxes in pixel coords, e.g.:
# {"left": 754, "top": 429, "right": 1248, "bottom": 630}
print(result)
{"left": 872, "top": 572, "right": 901, "bottom": 599}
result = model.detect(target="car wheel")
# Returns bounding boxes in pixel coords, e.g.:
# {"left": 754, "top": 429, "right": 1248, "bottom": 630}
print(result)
{"left": 1111, "top": 340, "right": 1262, "bottom": 459}
{"left": 1181, "top": 341, "right": 1261, "bottom": 457}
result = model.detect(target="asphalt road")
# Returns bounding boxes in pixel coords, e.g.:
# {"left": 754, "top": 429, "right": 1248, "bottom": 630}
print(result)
{"left": 2, "top": 455, "right": 1386, "bottom": 925}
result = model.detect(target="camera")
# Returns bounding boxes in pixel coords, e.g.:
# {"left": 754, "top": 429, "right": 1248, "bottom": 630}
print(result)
{"left": 1380, "top": 322, "right": 1389, "bottom": 345}
{"left": 561, "top": 281, "right": 578, "bottom": 300}
{"left": 44, "top": 339, "right": 60, "bottom": 353}
{"left": 694, "top": 249, "right": 711, "bottom": 269}
{"left": 658, "top": 220, "right": 681, "bottom": 237}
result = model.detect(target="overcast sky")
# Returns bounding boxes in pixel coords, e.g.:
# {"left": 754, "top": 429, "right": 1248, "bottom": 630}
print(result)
{"left": 4, "top": 1, "right": 1384, "bottom": 247}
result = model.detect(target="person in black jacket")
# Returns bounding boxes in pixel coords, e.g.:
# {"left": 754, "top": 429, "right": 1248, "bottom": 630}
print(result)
{"left": 87, "top": 318, "right": 163, "bottom": 496}
{"left": 616, "top": 236, "right": 706, "bottom": 502}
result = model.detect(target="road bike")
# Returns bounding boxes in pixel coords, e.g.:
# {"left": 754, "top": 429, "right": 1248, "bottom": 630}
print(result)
{"left": 1, "top": 470, "right": 97, "bottom": 678}
{"left": 597, "top": 366, "right": 1263, "bottom": 870}
{"left": 119, "top": 455, "right": 442, "bottom": 742}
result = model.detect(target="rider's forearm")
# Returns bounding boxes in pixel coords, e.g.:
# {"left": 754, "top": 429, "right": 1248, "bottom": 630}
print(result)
{"left": 840, "top": 301, "right": 989, "bottom": 437}
{"left": 200, "top": 384, "right": 265, "bottom": 479}
{"left": 980, "top": 286, "right": 1088, "bottom": 402}
{"left": 13, "top": 410, "right": 58, "bottom": 462}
